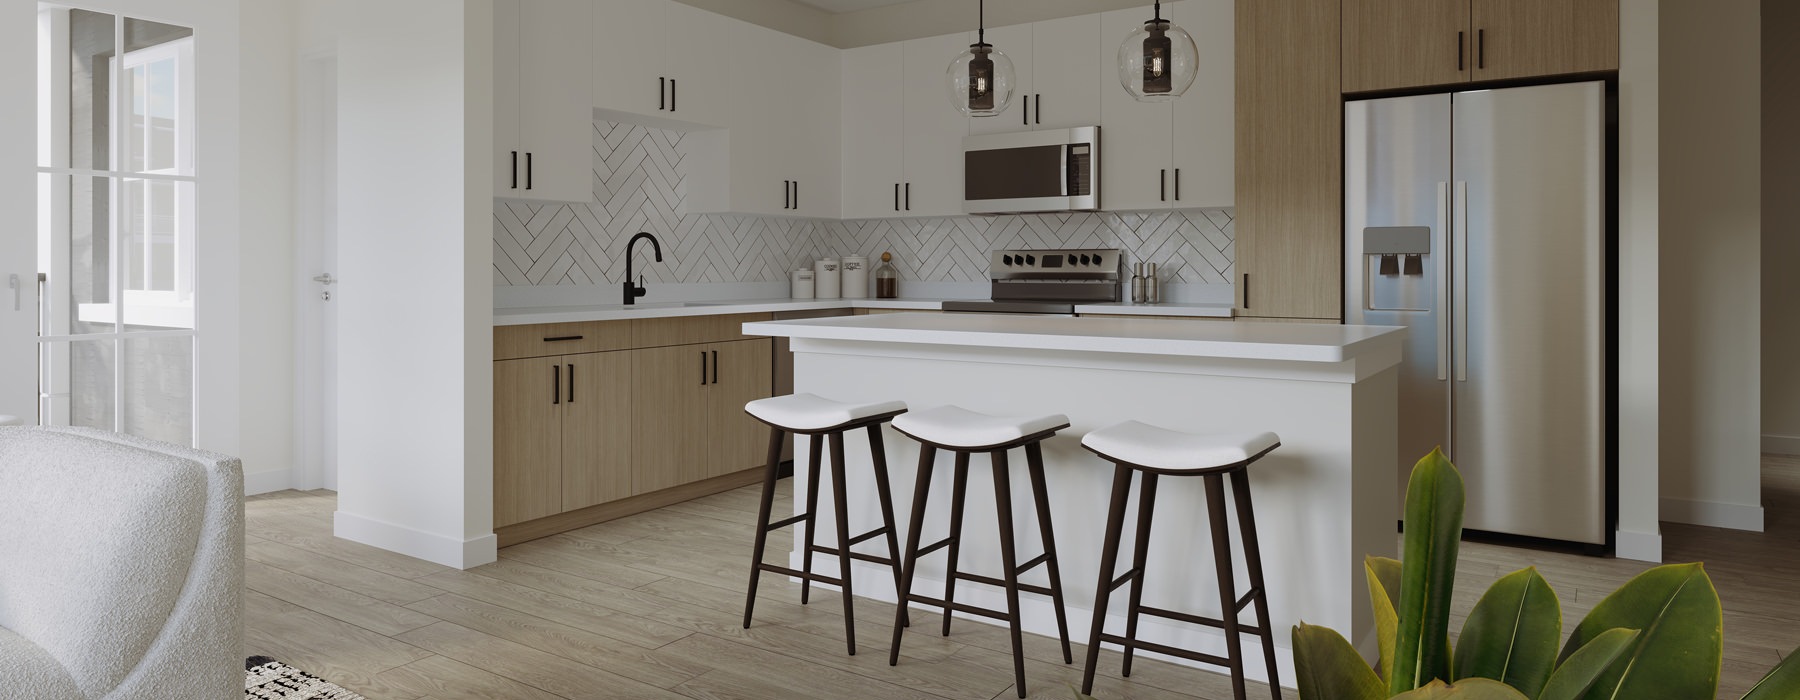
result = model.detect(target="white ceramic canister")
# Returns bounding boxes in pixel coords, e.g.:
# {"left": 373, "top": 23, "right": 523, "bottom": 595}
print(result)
{"left": 814, "top": 258, "right": 842, "bottom": 299}
{"left": 841, "top": 255, "right": 869, "bottom": 299}
{"left": 791, "top": 268, "right": 815, "bottom": 299}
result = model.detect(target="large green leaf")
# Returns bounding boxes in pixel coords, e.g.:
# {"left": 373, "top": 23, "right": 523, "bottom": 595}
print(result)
{"left": 1537, "top": 628, "right": 1640, "bottom": 700}
{"left": 1558, "top": 562, "right": 1721, "bottom": 700}
{"left": 1741, "top": 645, "right": 1800, "bottom": 700}
{"left": 1392, "top": 447, "right": 1465, "bottom": 694}
{"left": 1452, "top": 567, "right": 1562, "bottom": 696}
{"left": 1367, "top": 556, "right": 1402, "bottom": 686}
{"left": 1390, "top": 678, "right": 1530, "bottom": 699}
{"left": 1292, "top": 623, "right": 1386, "bottom": 700}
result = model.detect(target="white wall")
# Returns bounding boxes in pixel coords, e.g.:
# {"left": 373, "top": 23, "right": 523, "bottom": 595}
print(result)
{"left": 1658, "top": 0, "right": 1763, "bottom": 531}
{"left": 333, "top": 0, "right": 495, "bottom": 569}
{"left": 1764, "top": 0, "right": 1800, "bottom": 456}
{"left": 0, "top": 0, "right": 35, "bottom": 421}
{"left": 238, "top": 0, "right": 298, "bottom": 494}
{"left": 1615, "top": 1, "right": 1661, "bottom": 561}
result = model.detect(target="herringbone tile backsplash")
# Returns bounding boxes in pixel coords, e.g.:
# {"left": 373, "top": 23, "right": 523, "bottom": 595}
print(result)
{"left": 495, "top": 121, "right": 1234, "bottom": 287}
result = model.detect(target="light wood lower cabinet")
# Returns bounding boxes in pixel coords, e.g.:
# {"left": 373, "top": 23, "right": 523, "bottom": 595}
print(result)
{"left": 631, "top": 340, "right": 772, "bottom": 495}
{"left": 494, "top": 351, "right": 634, "bottom": 528}
{"left": 560, "top": 351, "right": 633, "bottom": 512}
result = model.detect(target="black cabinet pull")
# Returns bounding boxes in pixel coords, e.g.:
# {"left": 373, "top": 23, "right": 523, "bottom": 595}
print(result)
{"left": 904, "top": 182, "right": 910, "bottom": 210}
{"left": 542, "top": 335, "right": 583, "bottom": 342}
{"left": 700, "top": 352, "right": 706, "bottom": 385}
{"left": 670, "top": 78, "right": 676, "bottom": 111}
{"left": 710, "top": 350, "right": 718, "bottom": 385}
{"left": 553, "top": 364, "right": 560, "bottom": 405}
{"left": 792, "top": 181, "right": 797, "bottom": 210}
{"left": 1022, "top": 94, "right": 1029, "bottom": 125}
{"left": 525, "top": 152, "right": 533, "bottom": 190}
{"left": 1458, "top": 31, "right": 1465, "bottom": 71}
{"left": 510, "top": 151, "right": 518, "bottom": 189}
{"left": 1160, "top": 169, "right": 1167, "bottom": 201}
{"left": 1174, "top": 168, "right": 1180, "bottom": 201}
{"left": 659, "top": 77, "right": 666, "bottom": 110}
{"left": 1477, "top": 29, "right": 1485, "bottom": 69}
{"left": 1035, "top": 93, "right": 1041, "bottom": 124}
{"left": 894, "top": 183, "right": 900, "bottom": 211}
{"left": 784, "top": 180, "right": 791, "bottom": 209}
{"left": 1242, "top": 273, "right": 1250, "bottom": 309}
{"left": 567, "top": 363, "right": 575, "bottom": 403}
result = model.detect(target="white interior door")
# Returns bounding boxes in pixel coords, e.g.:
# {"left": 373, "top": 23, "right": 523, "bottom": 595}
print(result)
{"left": 2, "top": 4, "right": 39, "bottom": 422}
{"left": 296, "top": 50, "right": 339, "bottom": 491}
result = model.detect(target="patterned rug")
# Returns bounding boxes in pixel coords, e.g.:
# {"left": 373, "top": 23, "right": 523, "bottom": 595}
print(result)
{"left": 245, "top": 656, "right": 367, "bottom": 700}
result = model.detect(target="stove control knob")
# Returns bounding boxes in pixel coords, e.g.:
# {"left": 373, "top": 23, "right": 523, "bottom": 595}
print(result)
{"left": 1002, "top": 254, "right": 1014, "bottom": 266}
{"left": 1026, "top": 255, "right": 1036, "bottom": 265}
{"left": 1081, "top": 254, "right": 1092, "bottom": 265}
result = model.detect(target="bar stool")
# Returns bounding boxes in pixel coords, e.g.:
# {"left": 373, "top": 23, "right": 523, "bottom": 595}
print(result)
{"left": 889, "top": 405, "right": 1074, "bottom": 699}
{"left": 741, "top": 393, "right": 909, "bottom": 656}
{"left": 1078, "top": 420, "right": 1283, "bottom": 699}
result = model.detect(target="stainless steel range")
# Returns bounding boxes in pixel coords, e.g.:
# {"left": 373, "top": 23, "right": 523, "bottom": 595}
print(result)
{"left": 941, "top": 248, "right": 1124, "bottom": 315}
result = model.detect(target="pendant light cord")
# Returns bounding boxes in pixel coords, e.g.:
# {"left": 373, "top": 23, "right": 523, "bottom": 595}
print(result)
{"left": 977, "top": 0, "right": 985, "bottom": 45}
{"left": 1153, "top": 0, "right": 1163, "bottom": 22}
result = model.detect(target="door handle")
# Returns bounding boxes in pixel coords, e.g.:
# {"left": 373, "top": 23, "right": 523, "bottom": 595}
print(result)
{"left": 553, "top": 364, "right": 561, "bottom": 405}
{"left": 659, "top": 77, "right": 666, "bottom": 110}
{"left": 7, "top": 273, "right": 19, "bottom": 311}
{"left": 567, "top": 363, "right": 574, "bottom": 403}
{"left": 1454, "top": 181, "right": 1469, "bottom": 382}
{"left": 710, "top": 350, "right": 718, "bottom": 385}
{"left": 1436, "top": 182, "right": 1450, "bottom": 381}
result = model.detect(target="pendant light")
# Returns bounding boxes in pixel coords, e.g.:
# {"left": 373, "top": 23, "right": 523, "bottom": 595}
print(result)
{"left": 946, "top": 0, "right": 1014, "bottom": 117}
{"left": 1117, "top": 0, "right": 1198, "bottom": 102}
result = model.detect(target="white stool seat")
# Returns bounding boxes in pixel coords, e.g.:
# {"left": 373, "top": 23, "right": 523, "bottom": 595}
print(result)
{"left": 745, "top": 393, "right": 906, "bottom": 431}
{"left": 1082, "top": 420, "right": 1279, "bottom": 472}
{"left": 892, "top": 405, "right": 1068, "bottom": 448}
{"left": 0, "top": 415, "right": 22, "bottom": 427}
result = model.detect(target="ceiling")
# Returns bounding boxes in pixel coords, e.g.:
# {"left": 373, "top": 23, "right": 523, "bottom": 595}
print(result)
{"left": 788, "top": 0, "right": 915, "bottom": 14}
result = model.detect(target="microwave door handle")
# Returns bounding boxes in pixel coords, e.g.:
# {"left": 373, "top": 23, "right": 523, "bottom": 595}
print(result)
{"left": 1061, "top": 145, "right": 1072, "bottom": 196}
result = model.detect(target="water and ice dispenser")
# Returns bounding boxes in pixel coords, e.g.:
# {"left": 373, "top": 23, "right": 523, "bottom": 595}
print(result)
{"left": 1359, "top": 226, "right": 1433, "bottom": 312}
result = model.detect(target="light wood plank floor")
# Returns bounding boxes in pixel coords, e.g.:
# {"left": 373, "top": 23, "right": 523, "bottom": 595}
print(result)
{"left": 245, "top": 454, "right": 1800, "bottom": 699}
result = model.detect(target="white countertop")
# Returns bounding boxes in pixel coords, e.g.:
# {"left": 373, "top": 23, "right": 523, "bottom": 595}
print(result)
{"left": 743, "top": 312, "right": 1405, "bottom": 363}
{"left": 493, "top": 297, "right": 1235, "bottom": 325}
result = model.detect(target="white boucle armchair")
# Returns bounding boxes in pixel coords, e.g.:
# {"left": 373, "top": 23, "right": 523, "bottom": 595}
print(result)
{"left": 0, "top": 426, "right": 243, "bottom": 700}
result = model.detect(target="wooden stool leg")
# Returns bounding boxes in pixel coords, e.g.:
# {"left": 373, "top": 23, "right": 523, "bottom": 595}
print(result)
{"left": 1206, "top": 474, "right": 1248, "bottom": 700}
{"left": 1232, "top": 469, "right": 1283, "bottom": 699}
{"left": 1025, "top": 441, "right": 1073, "bottom": 664}
{"left": 939, "top": 451, "right": 972, "bottom": 637}
{"left": 1081, "top": 464, "right": 1135, "bottom": 696}
{"left": 990, "top": 449, "right": 1029, "bottom": 698}
{"left": 799, "top": 434, "right": 824, "bottom": 605}
{"left": 828, "top": 431, "right": 859, "bottom": 655}
{"left": 743, "top": 426, "right": 786, "bottom": 629}
{"left": 1120, "top": 472, "right": 1160, "bottom": 677}
{"left": 866, "top": 424, "right": 910, "bottom": 628}
{"left": 890, "top": 444, "right": 938, "bottom": 666}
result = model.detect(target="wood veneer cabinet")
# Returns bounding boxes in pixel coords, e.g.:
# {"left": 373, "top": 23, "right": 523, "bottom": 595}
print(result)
{"left": 631, "top": 339, "right": 773, "bottom": 495}
{"left": 493, "top": 350, "right": 633, "bottom": 529}
{"left": 1342, "top": 0, "right": 1619, "bottom": 93}
{"left": 1234, "top": 0, "right": 1343, "bottom": 321}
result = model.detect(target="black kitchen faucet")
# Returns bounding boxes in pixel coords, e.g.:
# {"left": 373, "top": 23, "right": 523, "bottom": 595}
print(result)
{"left": 624, "top": 232, "right": 663, "bottom": 305}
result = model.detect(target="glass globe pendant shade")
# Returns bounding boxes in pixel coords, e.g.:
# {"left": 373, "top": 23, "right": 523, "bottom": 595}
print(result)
{"left": 947, "top": 43, "right": 1015, "bottom": 117}
{"left": 1118, "top": 18, "right": 1198, "bottom": 102}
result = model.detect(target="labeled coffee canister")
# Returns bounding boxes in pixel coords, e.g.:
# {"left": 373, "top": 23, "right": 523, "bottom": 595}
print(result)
{"left": 814, "top": 258, "right": 842, "bottom": 299}
{"left": 841, "top": 255, "right": 868, "bottom": 299}
{"left": 791, "top": 268, "right": 815, "bottom": 299}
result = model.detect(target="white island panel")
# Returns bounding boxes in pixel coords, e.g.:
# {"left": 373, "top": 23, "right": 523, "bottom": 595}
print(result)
{"left": 744, "top": 314, "right": 1403, "bottom": 688}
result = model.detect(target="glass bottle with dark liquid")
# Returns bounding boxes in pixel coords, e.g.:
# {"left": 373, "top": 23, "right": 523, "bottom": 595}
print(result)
{"left": 875, "top": 252, "right": 898, "bottom": 299}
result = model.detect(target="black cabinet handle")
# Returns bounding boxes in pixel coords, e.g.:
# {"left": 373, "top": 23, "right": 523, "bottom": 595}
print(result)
{"left": 784, "top": 180, "right": 791, "bottom": 209}
{"left": 792, "top": 181, "right": 797, "bottom": 210}
{"left": 510, "top": 151, "right": 518, "bottom": 189}
{"left": 1022, "top": 94, "right": 1029, "bottom": 126}
{"left": 1035, "top": 93, "right": 1041, "bottom": 124}
{"left": 1477, "top": 29, "right": 1485, "bottom": 69}
{"left": 710, "top": 350, "right": 718, "bottom": 385}
{"left": 894, "top": 183, "right": 900, "bottom": 211}
{"left": 1160, "top": 169, "right": 1167, "bottom": 202}
{"left": 553, "top": 364, "right": 560, "bottom": 405}
{"left": 670, "top": 78, "right": 676, "bottom": 111}
{"left": 659, "top": 77, "right": 666, "bottom": 110}
{"left": 542, "top": 335, "right": 583, "bottom": 342}
{"left": 567, "top": 363, "right": 575, "bottom": 403}
{"left": 1174, "top": 168, "right": 1181, "bottom": 201}
{"left": 700, "top": 352, "right": 706, "bottom": 385}
{"left": 1458, "top": 31, "right": 1465, "bottom": 71}
{"left": 1242, "top": 273, "right": 1250, "bottom": 309}
{"left": 905, "top": 182, "right": 910, "bottom": 210}
{"left": 525, "top": 152, "right": 533, "bottom": 190}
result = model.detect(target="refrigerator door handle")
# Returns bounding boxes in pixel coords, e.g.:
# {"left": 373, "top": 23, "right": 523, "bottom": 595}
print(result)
{"left": 1437, "top": 182, "right": 1450, "bottom": 381}
{"left": 1454, "top": 180, "right": 1469, "bottom": 382}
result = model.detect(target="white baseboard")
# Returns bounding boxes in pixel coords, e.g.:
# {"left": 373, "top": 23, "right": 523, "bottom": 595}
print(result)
{"left": 791, "top": 554, "right": 1297, "bottom": 690}
{"left": 1613, "top": 528, "right": 1663, "bottom": 562}
{"left": 1764, "top": 434, "right": 1800, "bottom": 455}
{"left": 1660, "top": 497, "right": 1765, "bottom": 532}
{"left": 334, "top": 510, "right": 498, "bottom": 569}
{"left": 243, "top": 468, "right": 291, "bottom": 496}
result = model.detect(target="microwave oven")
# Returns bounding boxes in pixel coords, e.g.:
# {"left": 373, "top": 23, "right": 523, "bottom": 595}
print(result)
{"left": 962, "top": 126, "right": 1099, "bottom": 214}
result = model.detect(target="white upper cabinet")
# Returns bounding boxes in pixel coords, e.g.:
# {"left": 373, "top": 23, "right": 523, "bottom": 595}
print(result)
{"left": 495, "top": 0, "right": 593, "bottom": 202}
{"left": 966, "top": 15, "right": 1102, "bottom": 134}
{"left": 1099, "top": 1, "right": 1233, "bottom": 211}
{"left": 690, "top": 22, "right": 841, "bottom": 217}
{"left": 840, "top": 43, "right": 905, "bottom": 219}
{"left": 592, "top": 0, "right": 731, "bottom": 127}
{"left": 901, "top": 32, "right": 973, "bottom": 217}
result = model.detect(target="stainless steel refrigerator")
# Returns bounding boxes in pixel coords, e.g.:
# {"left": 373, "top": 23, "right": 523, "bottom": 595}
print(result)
{"left": 1345, "top": 81, "right": 1608, "bottom": 546}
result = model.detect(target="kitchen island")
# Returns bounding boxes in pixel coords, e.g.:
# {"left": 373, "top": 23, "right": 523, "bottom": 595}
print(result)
{"left": 742, "top": 313, "right": 1405, "bottom": 686}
